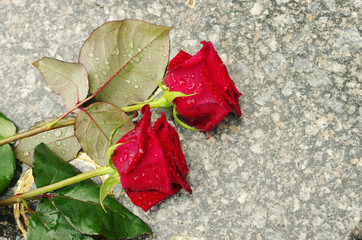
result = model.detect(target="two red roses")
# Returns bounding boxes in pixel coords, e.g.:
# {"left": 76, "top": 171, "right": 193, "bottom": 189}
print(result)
{"left": 112, "top": 41, "right": 241, "bottom": 211}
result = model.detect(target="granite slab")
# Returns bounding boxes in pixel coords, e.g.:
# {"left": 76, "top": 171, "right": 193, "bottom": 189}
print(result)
{"left": 0, "top": 0, "right": 361, "bottom": 239}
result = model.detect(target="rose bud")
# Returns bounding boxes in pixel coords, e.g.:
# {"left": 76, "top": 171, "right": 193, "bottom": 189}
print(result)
{"left": 164, "top": 41, "right": 242, "bottom": 132}
{"left": 112, "top": 105, "right": 192, "bottom": 212}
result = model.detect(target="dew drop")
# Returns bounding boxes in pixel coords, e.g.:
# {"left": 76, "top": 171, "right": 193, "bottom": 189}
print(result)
{"left": 23, "top": 151, "right": 30, "bottom": 157}
{"left": 102, "top": 71, "right": 107, "bottom": 75}
{"left": 137, "top": 47, "right": 142, "bottom": 52}
{"left": 61, "top": 150, "right": 66, "bottom": 155}
{"left": 128, "top": 41, "right": 134, "bottom": 49}
{"left": 88, "top": 53, "right": 93, "bottom": 58}
{"left": 56, "top": 141, "right": 61, "bottom": 146}
{"left": 125, "top": 80, "right": 131, "bottom": 84}
{"left": 178, "top": 78, "right": 186, "bottom": 87}
{"left": 104, "top": 61, "right": 109, "bottom": 65}
{"left": 186, "top": 82, "right": 196, "bottom": 90}
{"left": 128, "top": 53, "right": 132, "bottom": 58}
{"left": 147, "top": 72, "right": 151, "bottom": 76}
{"left": 162, "top": 53, "right": 167, "bottom": 57}
{"left": 54, "top": 129, "right": 62, "bottom": 137}
{"left": 95, "top": 57, "right": 100, "bottom": 61}
{"left": 90, "top": 47, "right": 95, "bottom": 51}
{"left": 135, "top": 85, "right": 139, "bottom": 88}
{"left": 134, "top": 176, "right": 140, "bottom": 183}
{"left": 184, "top": 73, "right": 189, "bottom": 78}
{"left": 158, "top": 46, "right": 164, "bottom": 51}
{"left": 134, "top": 57, "right": 139, "bottom": 63}
{"left": 185, "top": 98, "right": 196, "bottom": 106}
{"left": 94, "top": 73, "right": 99, "bottom": 78}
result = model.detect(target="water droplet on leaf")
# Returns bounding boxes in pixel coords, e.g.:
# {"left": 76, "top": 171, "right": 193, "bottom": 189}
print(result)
{"left": 54, "top": 129, "right": 62, "bottom": 137}
{"left": 88, "top": 53, "right": 93, "bottom": 57}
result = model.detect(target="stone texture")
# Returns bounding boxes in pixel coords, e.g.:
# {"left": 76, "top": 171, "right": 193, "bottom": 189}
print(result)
{"left": 0, "top": 0, "right": 361, "bottom": 239}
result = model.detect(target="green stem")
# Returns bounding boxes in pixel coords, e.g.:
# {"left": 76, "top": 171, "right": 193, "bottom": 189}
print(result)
{"left": 0, "top": 119, "right": 75, "bottom": 146}
{"left": 121, "top": 94, "right": 172, "bottom": 112}
{"left": 0, "top": 166, "right": 116, "bottom": 207}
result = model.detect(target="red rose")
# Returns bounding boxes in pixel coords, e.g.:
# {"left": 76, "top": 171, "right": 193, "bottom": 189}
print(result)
{"left": 112, "top": 105, "right": 192, "bottom": 212}
{"left": 164, "top": 41, "right": 242, "bottom": 132}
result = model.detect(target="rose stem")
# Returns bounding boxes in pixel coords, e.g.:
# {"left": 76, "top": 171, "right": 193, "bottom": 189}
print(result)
{"left": 0, "top": 165, "right": 116, "bottom": 207}
{"left": 0, "top": 119, "right": 75, "bottom": 146}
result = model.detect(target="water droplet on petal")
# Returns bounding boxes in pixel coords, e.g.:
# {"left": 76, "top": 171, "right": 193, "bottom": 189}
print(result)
{"left": 186, "top": 98, "right": 196, "bottom": 106}
{"left": 95, "top": 57, "right": 100, "bottom": 61}
{"left": 88, "top": 53, "right": 93, "bottom": 58}
{"left": 178, "top": 78, "right": 186, "bottom": 87}
{"left": 135, "top": 85, "right": 139, "bottom": 88}
{"left": 23, "top": 151, "right": 30, "bottom": 157}
{"left": 104, "top": 61, "right": 109, "bottom": 65}
{"left": 90, "top": 47, "right": 95, "bottom": 51}
{"left": 186, "top": 82, "right": 196, "bottom": 91}
{"left": 134, "top": 176, "right": 140, "bottom": 183}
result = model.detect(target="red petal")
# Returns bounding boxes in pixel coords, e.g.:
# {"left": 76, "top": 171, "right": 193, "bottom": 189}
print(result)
{"left": 168, "top": 50, "right": 192, "bottom": 71}
{"left": 154, "top": 114, "right": 192, "bottom": 193}
{"left": 125, "top": 185, "right": 182, "bottom": 212}
{"left": 120, "top": 127, "right": 174, "bottom": 193}
{"left": 112, "top": 105, "right": 151, "bottom": 174}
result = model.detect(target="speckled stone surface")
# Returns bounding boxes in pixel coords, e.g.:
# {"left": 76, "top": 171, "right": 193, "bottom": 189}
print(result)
{"left": 0, "top": 0, "right": 361, "bottom": 239}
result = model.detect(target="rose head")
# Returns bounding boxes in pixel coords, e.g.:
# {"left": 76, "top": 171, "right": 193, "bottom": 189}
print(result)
{"left": 164, "top": 41, "right": 242, "bottom": 132}
{"left": 112, "top": 105, "right": 192, "bottom": 212}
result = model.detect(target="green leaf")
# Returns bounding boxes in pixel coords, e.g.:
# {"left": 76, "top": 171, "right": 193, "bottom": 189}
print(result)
{"left": 33, "top": 57, "right": 89, "bottom": 111}
{"left": 75, "top": 102, "right": 134, "bottom": 166}
{"left": 32, "top": 143, "right": 78, "bottom": 188}
{"left": 14, "top": 117, "right": 81, "bottom": 166}
{"left": 29, "top": 144, "right": 151, "bottom": 240}
{"left": 0, "top": 113, "right": 16, "bottom": 138}
{"left": 54, "top": 180, "right": 152, "bottom": 239}
{"left": 27, "top": 198, "right": 93, "bottom": 240}
{"left": 0, "top": 137, "right": 16, "bottom": 193}
{"left": 79, "top": 20, "right": 172, "bottom": 108}
{"left": 99, "top": 172, "right": 121, "bottom": 211}
{"left": 0, "top": 113, "right": 16, "bottom": 193}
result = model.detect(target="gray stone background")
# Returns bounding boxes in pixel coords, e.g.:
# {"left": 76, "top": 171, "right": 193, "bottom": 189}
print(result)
{"left": 0, "top": 0, "right": 361, "bottom": 239}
